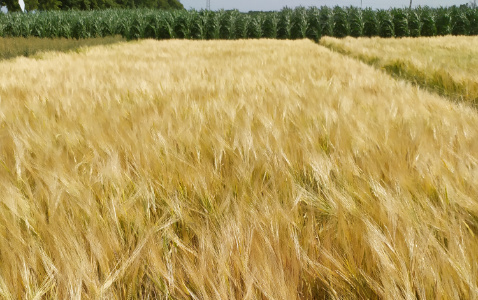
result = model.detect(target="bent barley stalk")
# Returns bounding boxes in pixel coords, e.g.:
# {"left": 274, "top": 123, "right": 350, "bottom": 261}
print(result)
{"left": 0, "top": 39, "right": 477, "bottom": 299}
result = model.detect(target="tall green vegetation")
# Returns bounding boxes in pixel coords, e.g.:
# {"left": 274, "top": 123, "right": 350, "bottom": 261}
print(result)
{"left": 0, "top": 0, "right": 183, "bottom": 11}
{"left": 421, "top": 7, "right": 437, "bottom": 36}
{"left": 319, "top": 6, "right": 334, "bottom": 37}
{"left": 333, "top": 6, "right": 349, "bottom": 38}
{"left": 348, "top": 7, "right": 364, "bottom": 37}
{"left": 291, "top": 6, "right": 308, "bottom": 39}
{"left": 263, "top": 11, "right": 279, "bottom": 38}
{"left": 306, "top": 7, "right": 321, "bottom": 41}
{"left": 452, "top": 7, "right": 471, "bottom": 35}
{"left": 277, "top": 7, "right": 292, "bottom": 39}
{"left": 408, "top": 10, "right": 422, "bottom": 37}
{"left": 392, "top": 9, "right": 409, "bottom": 37}
{"left": 467, "top": 7, "right": 478, "bottom": 34}
{"left": 363, "top": 8, "right": 380, "bottom": 37}
{"left": 436, "top": 8, "right": 452, "bottom": 35}
{"left": 0, "top": 6, "right": 477, "bottom": 40}
{"left": 378, "top": 10, "right": 394, "bottom": 37}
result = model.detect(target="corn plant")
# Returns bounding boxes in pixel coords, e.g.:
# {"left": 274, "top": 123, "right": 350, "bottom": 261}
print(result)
{"left": 466, "top": 7, "right": 478, "bottom": 35}
{"left": 436, "top": 8, "right": 452, "bottom": 35}
{"left": 206, "top": 10, "right": 222, "bottom": 40}
{"left": 173, "top": 10, "right": 193, "bottom": 39}
{"left": 363, "top": 8, "right": 379, "bottom": 37}
{"left": 0, "top": 13, "right": 5, "bottom": 37}
{"left": 452, "top": 9, "right": 470, "bottom": 35}
{"left": 194, "top": 10, "right": 209, "bottom": 40}
{"left": 3, "top": 13, "right": 23, "bottom": 37}
{"left": 73, "top": 18, "right": 89, "bottom": 39}
{"left": 348, "top": 6, "right": 364, "bottom": 37}
{"left": 128, "top": 18, "right": 144, "bottom": 40}
{"left": 263, "top": 11, "right": 279, "bottom": 39}
{"left": 277, "top": 7, "right": 293, "bottom": 39}
{"left": 319, "top": 6, "right": 334, "bottom": 37}
{"left": 420, "top": 7, "right": 437, "bottom": 36}
{"left": 306, "top": 7, "right": 321, "bottom": 41}
{"left": 408, "top": 10, "right": 422, "bottom": 37}
{"left": 219, "top": 10, "right": 240, "bottom": 39}
{"left": 234, "top": 13, "right": 250, "bottom": 39}
{"left": 247, "top": 12, "right": 263, "bottom": 38}
{"left": 38, "top": 13, "right": 58, "bottom": 38}
{"left": 392, "top": 9, "right": 409, "bottom": 37}
{"left": 58, "top": 22, "right": 73, "bottom": 38}
{"left": 87, "top": 14, "right": 103, "bottom": 38}
{"left": 18, "top": 15, "right": 33, "bottom": 37}
{"left": 377, "top": 10, "right": 394, "bottom": 38}
{"left": 291, "top": 6, "right": 308, "bottom": 39}
{"left": 333, "top": 6, "right": 349, "bottom": 38}
{"left": 144, "top": 13, "right": 160, "bottom": 38}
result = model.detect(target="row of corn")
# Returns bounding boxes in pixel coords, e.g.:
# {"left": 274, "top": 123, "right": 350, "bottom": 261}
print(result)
{"left": 0, "top": 6, "right": 477, "bottom": 40}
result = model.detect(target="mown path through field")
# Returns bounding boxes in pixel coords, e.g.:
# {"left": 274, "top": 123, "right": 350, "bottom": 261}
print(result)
{"left": 320, "top": 36, "right": 478, "bottom": 107}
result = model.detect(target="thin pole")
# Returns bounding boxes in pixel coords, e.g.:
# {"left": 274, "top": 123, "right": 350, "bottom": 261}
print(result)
{"left": 206, "top": 0, "right": 210, "bottom": 10}
{"left": 409, "top": 0, "right": 412, "bottom": 9}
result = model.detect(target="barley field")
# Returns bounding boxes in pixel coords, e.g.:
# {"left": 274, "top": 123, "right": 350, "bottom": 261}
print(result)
{"left": 320, "top": 36, "right": 478, "bottom": 105}
{"left": 0, "top": 39, "right": 477, "bottom": 299}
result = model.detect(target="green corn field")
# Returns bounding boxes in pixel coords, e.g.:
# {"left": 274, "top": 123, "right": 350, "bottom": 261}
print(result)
{"left": 0, "top": 6, "right": 477, "bottom": 41}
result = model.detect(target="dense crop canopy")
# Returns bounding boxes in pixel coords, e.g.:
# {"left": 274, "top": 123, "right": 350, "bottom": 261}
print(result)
{"left": 2, "top": 38, "right": 478, "bottom": 299}
{"left": 0, "top": 6, "right": 477, "bottom": 40}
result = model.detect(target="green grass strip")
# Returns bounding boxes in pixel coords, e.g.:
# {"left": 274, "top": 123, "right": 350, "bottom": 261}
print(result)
{"left": 0, "top": 36, "right": 125, "bottom": 61}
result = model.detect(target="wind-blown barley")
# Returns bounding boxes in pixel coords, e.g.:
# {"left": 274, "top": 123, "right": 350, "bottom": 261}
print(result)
{"left": 0, "top": 39, "right": 477, "bottom": 299}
